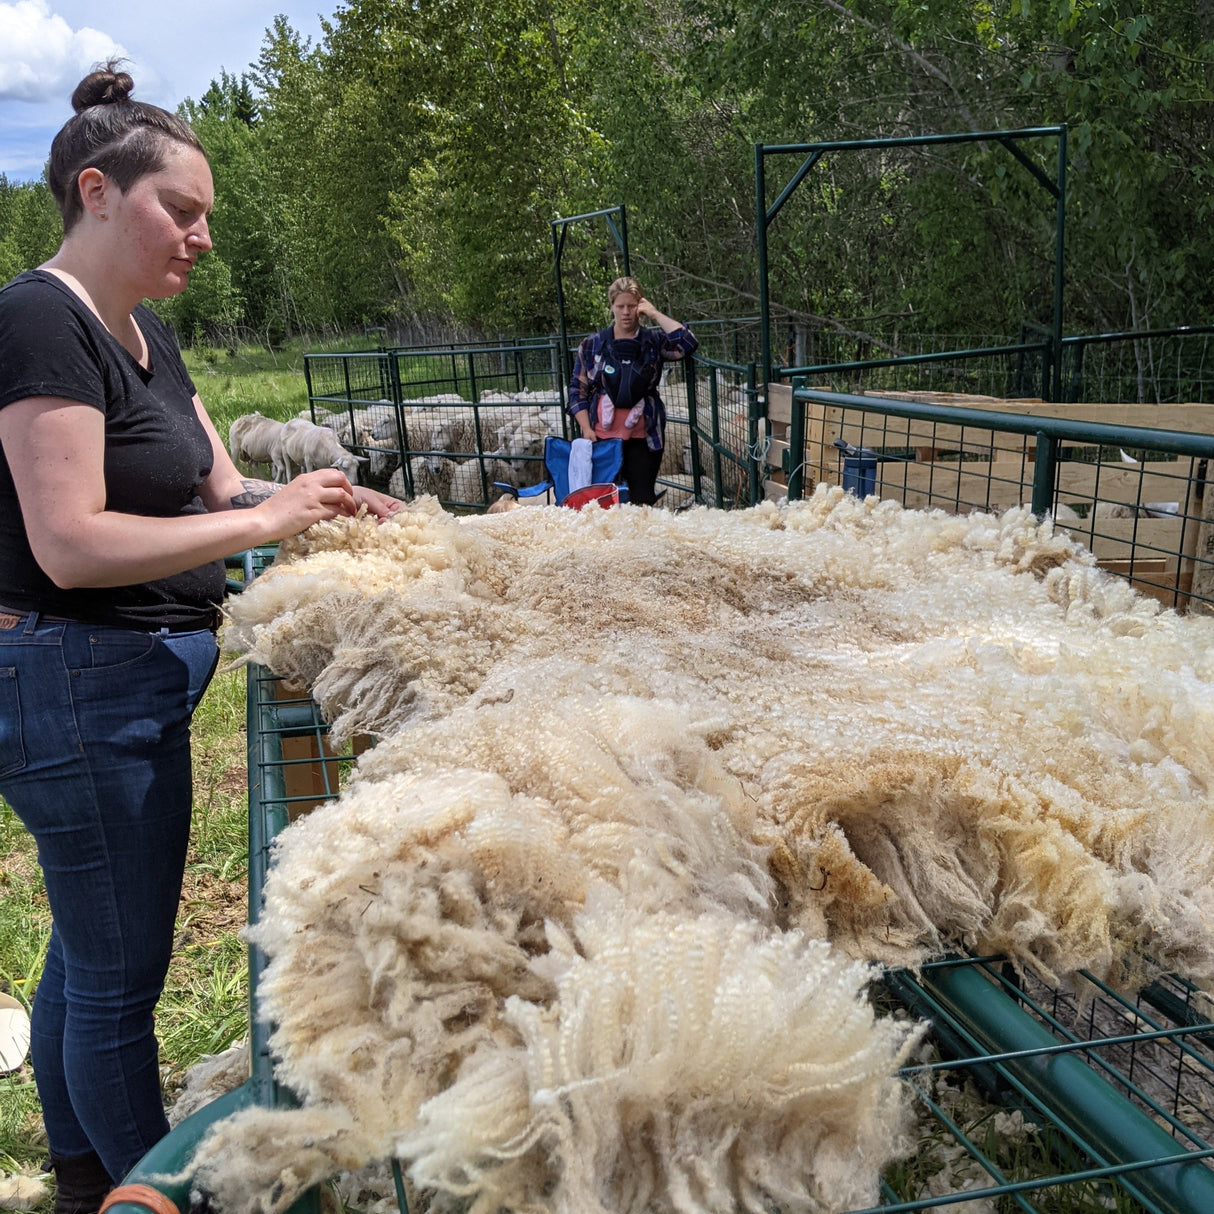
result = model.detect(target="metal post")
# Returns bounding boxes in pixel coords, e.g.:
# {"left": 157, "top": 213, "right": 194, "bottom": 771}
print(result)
{"left": 1031, "top": 430, "right": 1058, "bottom": 517}
{"left": 552, "top": 224, "right": 571, "bottom": 397}
{"left": 922, "top": 963, "right": 1214, "bottom": 1214}
{"left": 755, "top": 144, "right": 772, "bottom": 388}
{"left": 686, "top": 360, "right": 704, "bottom": 502}
{"left": 709, "top": 371, "right": 725, "bottom": 508}
{"left": 747, "top": 362, "right": 760, "bottom": 505}
{"left": 1052, "top": 126, "right": 1067, "bottom": 404}
{"left": 788, "top": 376, "right": 806, "bottom": 501}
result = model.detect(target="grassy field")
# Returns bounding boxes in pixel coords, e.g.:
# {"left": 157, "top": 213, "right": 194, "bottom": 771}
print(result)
{"left": 183, "top": 336, "right": 370, "bottom": 437}
{"left": 0, "top": 338, "right": 319, "bottom": 1186}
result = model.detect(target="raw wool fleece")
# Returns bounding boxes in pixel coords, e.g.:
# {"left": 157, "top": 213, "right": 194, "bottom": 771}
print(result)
{"left": 205, "top": 488, "right": 1214, "bottom": 1212}
{"left": 186, "top": 693, "right": 921, "bottom": 1214}
{"left": 225, "top": 490, "right": 1214, "bottom": 985}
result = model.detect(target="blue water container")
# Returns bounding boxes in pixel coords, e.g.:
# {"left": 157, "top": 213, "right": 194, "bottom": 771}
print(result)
{"left": 843, "top": 456, "right": 877, "bottom": 497}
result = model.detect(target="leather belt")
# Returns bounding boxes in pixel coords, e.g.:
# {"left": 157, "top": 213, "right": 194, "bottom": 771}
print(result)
{"left": 0, "top": 604, "right": 221, "bottom": 633}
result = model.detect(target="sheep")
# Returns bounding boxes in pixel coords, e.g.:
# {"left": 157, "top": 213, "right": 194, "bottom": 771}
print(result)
{"left": 1094, "top": 501, "right": 1147, "bottom": 519}
{"left": 274, "top": 417, "right": 367, "bottom": 484}
{"left": 364, "top": 436, "right": 401, "bottom": 484}
{"left": 437, "top": 404, "right": 553, "bottom": 461}
{"left": 655, "top": 474, "right": 697, "bottom": 511}
{"left": 312, "top": 410, "right": 354, "bottom": 444}
{"left": 448, "top": 457, "right": 514, "bottom": 506}
{"left": 484, "top": 408, "right": 562, "bottom": 490}
{"left": 350, "top": 402, "right": 396, "bottom": 446}
{"left": 478, "top": 387, "right": 562, "bottom": 407}
{"left": 389, "top": 455, "right": 454, "bottom": 501}
{"left": 228, "top": 413, "right": 288, "bottom": 481}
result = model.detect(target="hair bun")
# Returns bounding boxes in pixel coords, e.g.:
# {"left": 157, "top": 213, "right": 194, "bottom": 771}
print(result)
{"left": 71, "top": 60, "right": 135, "bottom": 113}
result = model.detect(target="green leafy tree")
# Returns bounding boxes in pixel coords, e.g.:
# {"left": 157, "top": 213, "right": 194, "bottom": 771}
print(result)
{"left": 0, "top": 176, "right": 61, "bottom": 282}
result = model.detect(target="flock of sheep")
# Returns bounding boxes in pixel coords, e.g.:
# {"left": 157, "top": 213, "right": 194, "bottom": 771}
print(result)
{"left": 227, "top": 390, "right": 568, "bottom": 508}
{"left": 227, "top": 386, "right": 717, "bottom": 510}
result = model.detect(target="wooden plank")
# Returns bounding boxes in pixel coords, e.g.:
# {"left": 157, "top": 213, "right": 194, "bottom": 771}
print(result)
{"left": 1056, "top": 460, "right": 1196, "bottom": 506}
{"left": 820, "top": 454, "right": 1197, "bottom": 515}
{"left": 865, "top": 459, "right": 1035, "bottom": 512}
{"left": 1192, "top": 474, "right": 1214, "bottom": 614}
{"left": 767, "top": 382, "right": 793, "bottom": 426}
{"left": 859, "top": 390, "right": 1214, "bottom": 436}
{"left": 766, "top": 438, "right": 790, "bottom": 473}
{"left": 828, "top": 411, "right": 1037, "bottom": 458}
{"left": 1096, "top": 557, "right": 1169, "bottom": 575}
{"left": 1065, "top": 517, "right": 1185, "bottom": 564}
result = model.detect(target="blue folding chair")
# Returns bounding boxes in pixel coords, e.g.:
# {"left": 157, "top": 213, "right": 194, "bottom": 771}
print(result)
{"left": 494, "top": 436, "right": 629, "bottom": 506}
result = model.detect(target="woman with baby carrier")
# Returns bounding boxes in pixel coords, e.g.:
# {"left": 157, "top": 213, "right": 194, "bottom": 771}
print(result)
{"left": 568, "top": 277, "right": 697, "bottom": 505}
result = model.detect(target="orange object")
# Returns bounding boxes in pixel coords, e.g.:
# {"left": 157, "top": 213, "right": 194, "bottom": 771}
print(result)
{"left": 99, "top": 1184, "right": 180, "bottom": 1214}
{"left": 562, "top": 483, "right": 620, "bottom": 511}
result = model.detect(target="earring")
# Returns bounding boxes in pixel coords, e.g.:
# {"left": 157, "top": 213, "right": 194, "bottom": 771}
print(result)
{"left": 98, "top": 212, "right": 107, "bottom": 221}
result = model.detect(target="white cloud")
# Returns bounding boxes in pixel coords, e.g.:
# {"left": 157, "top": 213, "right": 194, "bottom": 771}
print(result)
{"left": 0, "top": 0, "right": 127, "bottom": 103}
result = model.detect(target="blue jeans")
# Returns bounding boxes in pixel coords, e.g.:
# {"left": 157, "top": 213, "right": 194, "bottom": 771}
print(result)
{"left": 0, "top": 612, "right": 219, "bottom": 1182}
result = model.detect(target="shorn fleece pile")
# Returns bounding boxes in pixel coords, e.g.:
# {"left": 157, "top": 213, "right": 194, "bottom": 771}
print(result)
{"left": 190, "top": 488, "right": 1212, "bottom": 1213}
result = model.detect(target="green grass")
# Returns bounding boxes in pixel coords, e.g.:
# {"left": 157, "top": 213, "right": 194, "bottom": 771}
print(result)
{"left": 182, "top": 333, "right": 389, "bottom": 439}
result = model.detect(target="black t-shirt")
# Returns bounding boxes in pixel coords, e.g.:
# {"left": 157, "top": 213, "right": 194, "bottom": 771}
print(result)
{"left": 0, "top": 270, "right": 225, "bottom": 630}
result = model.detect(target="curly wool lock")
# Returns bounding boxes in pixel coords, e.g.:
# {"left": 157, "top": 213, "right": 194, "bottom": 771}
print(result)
{"left": 184, "top": 699, "right": 920, "bottom": 1214}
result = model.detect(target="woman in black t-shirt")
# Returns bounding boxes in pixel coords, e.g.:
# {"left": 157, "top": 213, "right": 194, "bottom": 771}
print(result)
{"left": 0, "top": 63, "right": 399, "bottom": 1211}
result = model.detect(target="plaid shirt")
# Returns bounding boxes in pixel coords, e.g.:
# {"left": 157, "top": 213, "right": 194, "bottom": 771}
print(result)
{"left": 569, "top": 323, "right": 697, "bottom": 451}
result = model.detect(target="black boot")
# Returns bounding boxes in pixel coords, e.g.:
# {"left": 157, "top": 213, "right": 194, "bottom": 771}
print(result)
{"left": 47, "top": 1149, "right": 114, "bottom": 1214}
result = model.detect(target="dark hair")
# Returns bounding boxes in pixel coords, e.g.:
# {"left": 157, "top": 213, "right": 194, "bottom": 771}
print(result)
{"left": 48, "top": 60, "right": 204, "bottom": 233}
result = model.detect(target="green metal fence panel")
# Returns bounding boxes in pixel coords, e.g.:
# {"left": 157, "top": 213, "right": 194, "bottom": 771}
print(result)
{"left": 302, "top": 343, "right": 566, "bottom": 509}
{"left": 780, "top": 386, "right": 1214, "bottom": 614}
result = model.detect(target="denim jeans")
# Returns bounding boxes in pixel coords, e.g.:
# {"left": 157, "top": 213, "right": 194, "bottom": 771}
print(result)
{"left": 0, "top": 611, "right": 219, "bottom": 1182}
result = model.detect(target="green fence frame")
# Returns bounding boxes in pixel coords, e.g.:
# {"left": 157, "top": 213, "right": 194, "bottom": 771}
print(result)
{"left": 551, "top": 205, "right": 630, "bottom": 397}
{"left": 755, "top": 126, "right": 1068, "bottom": 398}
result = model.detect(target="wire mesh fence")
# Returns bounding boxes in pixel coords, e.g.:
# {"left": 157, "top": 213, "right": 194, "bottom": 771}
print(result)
{"left": 770, "top": 385, "right": 1214, "bottom": 614}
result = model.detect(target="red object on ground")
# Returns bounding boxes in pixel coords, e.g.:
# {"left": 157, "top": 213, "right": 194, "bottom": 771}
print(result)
{"left": 562, "top": 483, "right": 620, "bottom": 510}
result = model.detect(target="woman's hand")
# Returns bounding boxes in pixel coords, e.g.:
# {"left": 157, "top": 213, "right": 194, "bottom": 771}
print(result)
{"left": 353, "top": 485, "right": 404, "bottom": 521}
{"left": 635, "top": 298, "right": 683, "bottom": 333}
{"left": 254, "top": 469, "right": 358, "bottom": 539}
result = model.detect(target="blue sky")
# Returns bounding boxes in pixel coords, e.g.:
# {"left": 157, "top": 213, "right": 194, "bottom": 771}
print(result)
{"left": 0, "top": 1, "right": 332, "bottom": 183}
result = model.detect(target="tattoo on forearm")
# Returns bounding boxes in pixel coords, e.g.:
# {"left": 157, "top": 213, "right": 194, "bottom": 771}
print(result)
{"left": 230, "top": 478, "right": 282, "bottom": 508}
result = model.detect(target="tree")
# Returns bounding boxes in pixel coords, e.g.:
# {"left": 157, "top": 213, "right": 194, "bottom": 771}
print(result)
{"left": 0, "top": 176, "right": 61, "bottom": 281}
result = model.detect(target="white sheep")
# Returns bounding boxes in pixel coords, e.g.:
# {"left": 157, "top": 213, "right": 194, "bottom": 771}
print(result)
{"left": 275, "top": 417, "right": 367, "bottom": 484}
{"left": 1094, "top": 501, "right": 1146, "bottom": 519}
{"left": 448, "top": 457, "right": 514, "bottom": 506}
{"left": 228, "top": 413, "right": 288, "bottom": 481}
{"left": 656, "top": 474, "right": 697, "bottom": 511}
{"left": 390, "top": 454, "right": 455, "bottom": 501}
{"left": 428, "top": 404, "right": 540, "bottom": 460}
{"left": 365, "top": 435, "right": 401, "bottom": 483}
{"left": 313, "top": 410, "right": 354, "bottom": 444}
{"left": 350, "top": 402, "right": 396, "bottom": 446}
